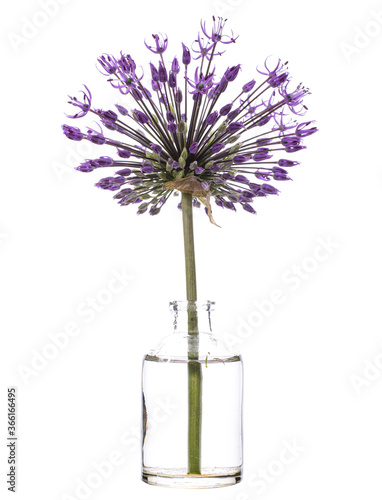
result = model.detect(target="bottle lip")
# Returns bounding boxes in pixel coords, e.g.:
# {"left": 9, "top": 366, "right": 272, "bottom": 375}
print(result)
{"left": 169, "top": 300, "right": 215, "bottom": 312}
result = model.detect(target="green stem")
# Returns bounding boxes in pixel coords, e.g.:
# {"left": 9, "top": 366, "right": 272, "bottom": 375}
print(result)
{"left": 182, "top": 193, "right": 202, "bottom": 475}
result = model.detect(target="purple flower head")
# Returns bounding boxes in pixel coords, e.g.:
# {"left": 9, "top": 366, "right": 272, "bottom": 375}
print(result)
{"left": 200, "top": 16, "right": 238, "bottom": 44}
{"left": 227, "top": 122, "right": 245, "bottom": 134}
{"left": 101, "top": 118, "right": 117, "bottom": 131}
{"left": 257, "top": 57, "right": 289, "bottom": 88}
{"left": 242, "top": 203, "right": 256, "bottom": 214}
{"left": 62, "top": 124, "right": 83, "bottom": 141}
{"left": 296, "top": 121, "right": 318, "bottom": 137}
{"left": 166, "top": 110, "right": 175, "bottom": 122}
{"left": 175, "top": 88, "right": 183, "bottom": 103}
{"left": 257, "top": 115, "right": 271, "bottom": 126}
{"left": 98, "top": 109, "right": 118, "bottom": 121}
{"left": 281, "top": 136, "right": 301, "bottom": 147}
{"left": 182, "top": 43, "right": 191, "bottom": 65}
{"left": 253, "top": 148, "right": 272, "bottom": 161}
{"left": 273, "top": 167, "right": 291, "bottom": 180}
{"left": 172, "top": 57, "right": 180, "bottom": 74}
{"left": 192, "top": 33, "right": 218, "bottom": 61}
{"left": 141, "top": 160, "right": 154, "bottom": 174}
{"left": 228, "top": 193, "right": 240, "bottom": 202}
{"left": 150, "top": 143, "right": 162, "bottom": 155}
{"left": 227, "top": 107, "right": 241, "bottom": 121}
{"left": 269, "top": 72, "right": 288, "bottom": 88}
{"left": 149, "top": 205, "right": 161, "bottom": 216}
{"left": 215, "top": 197, "right": 224, "bottom": 208}
{"left": 95, "top": 156, "right": 113, "bottom": 167}
{"left": 76, "top": 160, "right": 96, "bottom": 172}
{"left": 235, "top": 175, "right": 250, "bottom": 184}
{"left": 210, "top": 164, "right": 222, "bottom": 173}
{"left": 280, "top": 83, "right": 308, "bottom": 114}
{"left": 131, "top": 88, "right": 143, "bottom": 101}
{"left": 224, "top": 65, "right": 241, "bottom": 82}
{"left": 216, "top": 77, "right": 229, "bottom": 94}
{"left": 222, "top": 172, "right": 234, "bottom": 181}
{"left": 261, "top": 183, "right": 279, "bottom": 195}
{"left": 255, "top": 171, "right": 271, "bottom": 181}
{"left": 67, "top": 85, "right": 92, "bottom": 119}
{"left": 211, "top": 142, "right": 225, "bottom": 153}
{"left": 158, "top": 61, "right": 168, "bottom": 83}
{"left": 95, "top": 176, "right": 125, "bottom": 191}
{"left": 278, "top": 159, "right": 299, "bottom": 167}
{"left": 115, "top": 104, "right": 128, "bottom": 116}
{"left": 113, "top": 188, "right": 132, "bottom": 200}
{"left": 241, "top": 190, "right": 254, "bottom": 200}
{"left": 118, "top": 53, "right": 136, "bottom": 75}
{"left": 187, "top": 67, "right": 215, "bottom": 98}
{"left": 116, "top": 168, "right": 132, "bottom": 176}
{"left": 144, "top": 33, "right": 168, "bottom": 54}
{"left": 223, "top": 200, "right": 236, "bottom": 211}
{"left": 133, "top": 109, "right": 150, "bottom": 125}
{"left": 168, "top": 122, "right": 177, "bottom": 134}
{"left": 285, "top": 145, "right": 306, "bottom": 153}
{"left": 117, "top": 149, "right": 131, "bottom": 159}
{"left": 220, "top": 103, "right": 233, "bottom": 116}
{"left": 169, "top": 71, "right": 177, "bottom": 88}
{"left": 150, "top": 62, "right": 159, "bottom": 82}
{"left": 206, "top": 110, "right": 219, "bottom": 126}
{"left": 242, "top": 80, "right": 256, "bottom": 93}
{"left": 233, "top": 155, "right": 249, "bottom": 164}
{"left": 97, "top": 54, "right": 118, "bottom": 75}
{"left": 151, "top": 80, "right": 161, "bottom": 92}
{"left": 64, "top": 18, "right": 316, "bottom": 221}
{"left": 207, "top": 85, "right": 219, "bottom": 100}
{"left": 86, "top": 129, "right": 105, "bottom": 145}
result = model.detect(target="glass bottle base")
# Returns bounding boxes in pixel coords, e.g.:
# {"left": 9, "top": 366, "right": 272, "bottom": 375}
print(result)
{"left": 142, "top": 467, "right": 242, "bottom": 489}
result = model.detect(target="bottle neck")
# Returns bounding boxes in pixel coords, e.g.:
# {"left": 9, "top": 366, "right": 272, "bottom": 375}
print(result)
{"left": 170, "top": 301, "right": 214, "bottom": 334}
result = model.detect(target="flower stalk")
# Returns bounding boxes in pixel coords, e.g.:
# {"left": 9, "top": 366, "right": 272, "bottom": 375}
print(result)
{"left": 181, "top": 192, "right": 202, "bottom": 474}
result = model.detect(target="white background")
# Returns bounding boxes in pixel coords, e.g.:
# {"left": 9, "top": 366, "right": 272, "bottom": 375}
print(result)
{"left": 1, "top": 0, "right": 382, "bottom": 499}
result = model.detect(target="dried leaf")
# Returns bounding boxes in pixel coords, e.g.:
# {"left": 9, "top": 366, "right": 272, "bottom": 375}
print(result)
{"left": 165, "top": 176, "right": 220, "bottom": 227}
{"left": 164, "top": 176, "right": 206, "bottom": 195}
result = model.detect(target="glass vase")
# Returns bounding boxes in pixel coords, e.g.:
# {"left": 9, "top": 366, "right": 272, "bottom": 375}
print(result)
{"left": 141, "top": 300, "right": 243, "bottom": 488}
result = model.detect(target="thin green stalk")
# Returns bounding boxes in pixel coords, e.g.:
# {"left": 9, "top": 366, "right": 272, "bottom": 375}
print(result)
{"left": 182, "top": 192, "right": 202, "bottom": 475}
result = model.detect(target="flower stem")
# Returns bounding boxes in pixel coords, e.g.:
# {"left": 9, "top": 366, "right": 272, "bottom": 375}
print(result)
{"left": 181, "top": 192, "right": 202, "bottom": 475}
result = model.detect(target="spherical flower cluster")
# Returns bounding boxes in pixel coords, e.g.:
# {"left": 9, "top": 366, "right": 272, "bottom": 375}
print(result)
{"left": 62, "top": 16, "right": 317, "bottom": 221}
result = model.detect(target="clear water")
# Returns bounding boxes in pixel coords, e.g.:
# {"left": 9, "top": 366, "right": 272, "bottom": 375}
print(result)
{"left": 142, "top": 354, "right": 243, "bottom": 475}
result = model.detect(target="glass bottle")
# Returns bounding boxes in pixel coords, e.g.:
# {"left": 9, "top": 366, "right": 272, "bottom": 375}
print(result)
{"left": 141, "top": 300, "right": 243, "bottom": 488}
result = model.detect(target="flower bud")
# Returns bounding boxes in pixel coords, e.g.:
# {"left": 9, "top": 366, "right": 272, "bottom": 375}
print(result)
{"left": 178, "top": 157, "right": 186, "bottom": 168}
{"left": 177, "top": 121, "right": 186, "bottom": 133}
{"left": 182, "top": 43, "right": 191, "bottom": 65}
{"left": 181, "top": 148, "right": 188, "bottom": 160}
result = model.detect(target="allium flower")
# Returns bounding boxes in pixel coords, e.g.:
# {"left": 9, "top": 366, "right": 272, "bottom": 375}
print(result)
{"left": 63, "top": 17, "right": 317, "bottom": 225}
